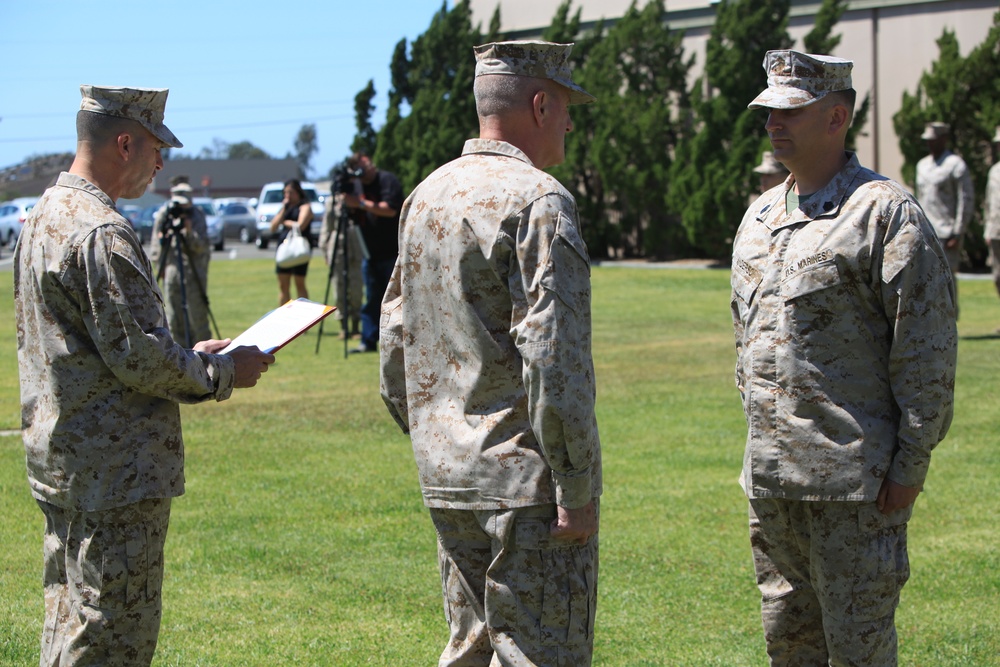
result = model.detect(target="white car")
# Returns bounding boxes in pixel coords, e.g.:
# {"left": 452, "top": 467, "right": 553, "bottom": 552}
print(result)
{"left": 254, "top": 181, "right": 324, "bottom": 249}
{"left": 0, "top": 196, "right": 38, "bottom": 247}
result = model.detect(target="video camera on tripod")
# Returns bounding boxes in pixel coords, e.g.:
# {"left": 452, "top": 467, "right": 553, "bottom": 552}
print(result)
{"left": 332, "top": 161, "right": 364, "bottom": 195}
{"left": 163, "top": 196, "right": 192, "bottom": 234}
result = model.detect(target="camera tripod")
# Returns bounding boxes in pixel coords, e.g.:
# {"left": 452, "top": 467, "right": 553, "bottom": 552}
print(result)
{"left": 156, "top": 215, "right": 220, "bottom": 347}
{"left": 316, "top": 204, "right": 358, "bottom": 358}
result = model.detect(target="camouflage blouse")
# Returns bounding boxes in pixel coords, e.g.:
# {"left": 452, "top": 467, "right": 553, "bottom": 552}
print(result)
{"left": 15, "top": 172, "right": 234, "bottom": 511}
{"left": 381, "top": 140, "right": 602, "bottom": 511}
{"left": 731, "top": 154, "right": 957, "bottom": 501}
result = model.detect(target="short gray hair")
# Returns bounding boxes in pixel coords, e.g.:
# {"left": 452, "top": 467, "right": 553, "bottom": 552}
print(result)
{"left": 474, "top": 74, "right": 545, "bottom": 118}
{"left": 76, "top": 110, "right": 139, "bottom": 144}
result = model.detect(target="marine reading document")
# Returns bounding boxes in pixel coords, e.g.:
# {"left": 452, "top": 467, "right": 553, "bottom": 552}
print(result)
{"left": 221, "top": 299, "right": 336, "bottom": 354}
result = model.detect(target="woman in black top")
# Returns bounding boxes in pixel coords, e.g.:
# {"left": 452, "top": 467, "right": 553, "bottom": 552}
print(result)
{"left": 268, "top": 179, "right": 314, "bottom": 305}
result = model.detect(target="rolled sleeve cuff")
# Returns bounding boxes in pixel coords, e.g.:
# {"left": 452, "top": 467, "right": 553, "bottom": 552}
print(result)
{"left": 888, "top": 451, "right": 931, "bottom": 490}
{"left": 552, "top": 468, "right": 595, "bottom": 509}
{"left": 200, "top": 352, "right": 236, "bottom": 402}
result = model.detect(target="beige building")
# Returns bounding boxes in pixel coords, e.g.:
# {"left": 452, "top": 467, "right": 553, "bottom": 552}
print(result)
{"left": 469, "top": 0, "right": 996, "bottom": 186}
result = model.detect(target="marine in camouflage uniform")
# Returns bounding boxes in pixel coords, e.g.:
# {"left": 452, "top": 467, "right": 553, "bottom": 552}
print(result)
{"left": 916, "top": 121, "right": 974, "bottom": 313}
{"left": 983, "top": 126, "right": 1000, "bottom": 318}
{"left": 152, "top": 180, "right": 212, "bottom": 346}
{"left": 15, "top": 85, "right": 274, "bottom": 667}
{"left": 732, "top": 51, "right": 957, "bottom": 666}
{"left": 380, "top": 41, "right": 602, "bottom": 667}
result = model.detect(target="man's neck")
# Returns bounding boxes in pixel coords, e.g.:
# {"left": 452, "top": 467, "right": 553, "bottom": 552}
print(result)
{"left": 68, "top": 151, "right": 122, "bottom": 201}
{"left": 791, "top": 150, "right": 850, "bottom": 197}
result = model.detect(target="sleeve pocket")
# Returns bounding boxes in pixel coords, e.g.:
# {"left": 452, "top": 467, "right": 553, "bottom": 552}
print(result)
{"left": 732, "top": 258, "right": 763, "bottom": 306}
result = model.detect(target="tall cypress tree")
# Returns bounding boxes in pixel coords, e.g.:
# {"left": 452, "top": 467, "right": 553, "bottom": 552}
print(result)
{"left": 373, "top": 0, "right": 498, "bottom": 192}
{"left": 667, "top": 0, "right": 792, "bottom": 259}
{"left": 543, "top": 2, "right": 612, "bottom": 256}
{"left": 554, "top": 0, "right": 692, "bottom": 258}
{"left": 350, "top": 80, "right": 378, "bottom": 157}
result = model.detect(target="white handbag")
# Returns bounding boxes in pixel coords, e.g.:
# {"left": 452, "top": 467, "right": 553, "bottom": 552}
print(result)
{"left": 275, "top": 226, "right": 312, "bottom": 268}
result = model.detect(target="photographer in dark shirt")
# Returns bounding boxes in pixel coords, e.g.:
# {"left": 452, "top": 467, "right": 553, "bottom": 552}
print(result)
{"left": 342, "top": 153, "right": 404, "bottom": 353}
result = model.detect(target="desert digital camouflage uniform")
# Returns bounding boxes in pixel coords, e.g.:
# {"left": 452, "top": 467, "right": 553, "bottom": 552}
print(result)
{"left": 153, "top": 196, "right": 212, "bottom": 345}
{"left": 380, "top": 138, "right": 602, "bottom": 667}
{"left": 732, "top": 151, "right": 957, "bottom": 664}
{"left": 916, "top": 141, "right": 974, "bottom": 245}
{"left": 15, "top": 171, "right": 236, "bottom": 666}
{"left": 983, "top": 131, "right": 1000, "bottom": 302}
{"left": 916, "top": 128, "right": 974, "bottom": 299}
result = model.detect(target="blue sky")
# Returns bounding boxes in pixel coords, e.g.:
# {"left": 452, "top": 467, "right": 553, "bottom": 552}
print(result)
{"left": 0, "top": 0, "right": 457, "bottom": 178}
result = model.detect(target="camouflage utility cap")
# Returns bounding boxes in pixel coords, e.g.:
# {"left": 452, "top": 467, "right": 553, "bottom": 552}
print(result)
{"left": 170, "top": 181, "right": 193, "bottom": 204}
{"left": 748, "top": 50, "right": 852, "bottom": 110}
{"left": 754, "top": 151, "right": 788, "bottom": 175}
{"left": 474, "top": 41, "right": 596, "bottom": 105}
{"left": 921, "top": 122, "right": 950, "bottom": 141}
{"left": 79, "top": 85, "right": 183, "bottom": 148}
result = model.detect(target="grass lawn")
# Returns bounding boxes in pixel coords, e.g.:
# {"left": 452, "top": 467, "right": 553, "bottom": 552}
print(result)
{"left": 1, "top": 257, "right": 997, "bottom": 666}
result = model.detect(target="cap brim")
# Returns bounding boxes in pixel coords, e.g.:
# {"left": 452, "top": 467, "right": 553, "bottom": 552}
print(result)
{"left": 748, "top": 86, "right": 824, "bottom": 110}
{"left": 554, "top": 77, "right": 596, "bottom": 105}
{"left": 153, "top": 123, "right": 183, "bottom": 149}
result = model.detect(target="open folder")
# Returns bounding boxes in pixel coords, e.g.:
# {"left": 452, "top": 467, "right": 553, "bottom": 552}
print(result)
{"left": 221, "top": 299, "right": 336, "bottom": 354}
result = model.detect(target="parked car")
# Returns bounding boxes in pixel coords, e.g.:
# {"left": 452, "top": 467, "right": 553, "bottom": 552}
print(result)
{"left": 0, "top": 196, "right": 38, "bottom": 247}
{"left": 254, "top": 181, "right": 324, "bottom": 249}
{"left": 132, "top": 204, "right": 161, "bottom": 245}
{"left": 217, "top": 201, "right": 258, "bottom": 243}
{"left": 191, "top": 197, "right": 224, "bottom": 251}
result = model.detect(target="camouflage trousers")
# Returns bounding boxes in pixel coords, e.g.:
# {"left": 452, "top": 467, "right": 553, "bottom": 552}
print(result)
{"left": 429, "top": 503, "right": 599, "bottom": 667}
{"left": 749, "top": 498, "right": 911, "bottom": 667}
{"left": 36, "top": 497, "right": 172, "bottom": 667}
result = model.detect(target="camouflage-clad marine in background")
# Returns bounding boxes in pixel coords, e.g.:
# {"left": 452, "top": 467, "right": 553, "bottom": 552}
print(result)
{"left": 15, "top": 85, "right": 274, "bottom": 667}
{"left": 153, "top": 178, "right": 213, "bottom": 345}
{"left": 916, "top": 121, "right": 974, "bottom": 314}
{"left": 983, "top": 125, "right": 1000, "bottom": 324}
{"left": 731, "top": 51, "right": 957, "bottom": 665}
{"left": 380, "top": 41, "right": 602, "bottom": 667}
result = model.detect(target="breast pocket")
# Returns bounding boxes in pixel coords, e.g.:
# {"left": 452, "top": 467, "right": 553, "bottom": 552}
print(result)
{"left": 780, "top": 259, "right": 845, "bottom": 337}
{"left": 782, "top": 259, "right": 841, "bottom": 301}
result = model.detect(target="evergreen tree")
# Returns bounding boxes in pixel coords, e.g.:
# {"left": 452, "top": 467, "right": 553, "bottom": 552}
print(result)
{"left": 373, "top": 0, "right": 497, "bottom": 192}
{"left": 543, "top": 2, "right": 614, "bottom": 256}
{"left": 667, "top": 0, "right": 793, "bottom": 258}
{"left": 227, "top": 141, "right": 270, "bottom": 160}
{"left": 351, "top": 79, "right": 378, "bottom": 157}
{"left": 552, "top": 0, "right": 692, "bottom": 258}
{"left": 294, "top": 123, "right": 318, "bottom": 179}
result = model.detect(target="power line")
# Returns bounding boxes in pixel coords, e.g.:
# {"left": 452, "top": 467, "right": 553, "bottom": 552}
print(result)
{"left": 0, "top": 99, "right": 356, "bottom": 121}
{"left": 0, "top": 114, "right": 355, "bottom": 144}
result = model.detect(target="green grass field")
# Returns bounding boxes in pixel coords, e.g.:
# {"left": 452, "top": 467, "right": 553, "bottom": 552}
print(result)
{"left": 1, "top": 258, "right": 998, "bottom": 666}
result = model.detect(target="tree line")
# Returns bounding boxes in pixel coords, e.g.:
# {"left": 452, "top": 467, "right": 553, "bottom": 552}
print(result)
{"left": 347, "top": 0, "right": 1000, "bottom": 264}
